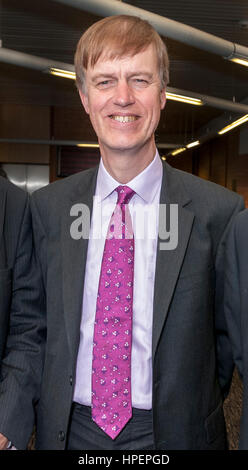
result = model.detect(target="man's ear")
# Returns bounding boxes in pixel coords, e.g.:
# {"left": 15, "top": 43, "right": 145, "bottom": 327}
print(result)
{"left": 160, "top": 88, "right": 166, "bottom": 110}
{"left": 79, "top": 89, "right": 90, "bottom": 115}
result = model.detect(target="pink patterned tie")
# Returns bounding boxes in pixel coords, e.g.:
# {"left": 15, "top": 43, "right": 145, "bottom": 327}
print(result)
{"left": 92, "top": 185, "right": 135, "bottom": 439}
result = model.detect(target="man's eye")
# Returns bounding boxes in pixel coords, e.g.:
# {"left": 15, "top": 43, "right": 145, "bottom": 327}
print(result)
{"left": 133, "top": 78, "right": 149, "bottom": 86}
{"left": 97, "top": 80, "right": 113, "bottom": 88}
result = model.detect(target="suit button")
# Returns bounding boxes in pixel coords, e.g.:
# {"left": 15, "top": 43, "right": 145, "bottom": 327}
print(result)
{"left": 70, "top": 375, "right": 73, "bottom": 386}
{"left": 58, "top": 431, "right": 65, "bottom": 441}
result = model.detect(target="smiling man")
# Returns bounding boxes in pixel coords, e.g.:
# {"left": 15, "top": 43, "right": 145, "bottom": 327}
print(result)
{"left": 3, "top": 15, "right": 243, "bottom": 450}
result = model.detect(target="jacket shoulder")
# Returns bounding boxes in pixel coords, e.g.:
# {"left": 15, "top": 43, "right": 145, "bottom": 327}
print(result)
{"left": 30, "top": 167, "right": 98, "bottom": 230}
{"left": 0, "top": 176, "right": 28, "bottom": 214}
{"left": 231, "top": 208, "right": 248, "bottom": 239}
{"left": 0, "top": 176, "right": 27, "bottom": 200}
{"left": 32, "top": 166, "right": 98, "bottom": 204}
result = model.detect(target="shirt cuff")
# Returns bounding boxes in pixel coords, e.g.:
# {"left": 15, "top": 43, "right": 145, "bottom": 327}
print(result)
{"left": 6, "top": 441, "right": 17, "bottom": 450}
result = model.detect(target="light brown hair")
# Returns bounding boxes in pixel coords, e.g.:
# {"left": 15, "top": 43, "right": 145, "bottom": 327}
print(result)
{"left": 74, "top": 15, "right": 169, "bottom": 92}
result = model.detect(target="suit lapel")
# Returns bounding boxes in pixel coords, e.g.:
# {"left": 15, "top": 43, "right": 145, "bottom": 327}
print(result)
{"left": 61, "top": 167, "right": 98, "bottom": 361}
{"left": 152, "top": 163, "right": 195, "bottom": 360}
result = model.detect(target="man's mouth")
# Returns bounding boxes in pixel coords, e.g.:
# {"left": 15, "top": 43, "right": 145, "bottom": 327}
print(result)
{"left": 109, "top": 115, "right": 139, "bottom": 123}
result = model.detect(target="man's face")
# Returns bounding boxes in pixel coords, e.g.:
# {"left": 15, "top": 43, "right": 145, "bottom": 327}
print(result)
{"left": 79, "top": 44, "right": 166, "bottom": 156}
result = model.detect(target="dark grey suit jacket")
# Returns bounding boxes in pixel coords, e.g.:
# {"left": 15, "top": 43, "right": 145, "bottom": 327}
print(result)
{"left": 0, "top": 177, "right": 46, "bottom": 449}
{"left": 30, "top": 161, "right": 244, "bottom": 450}
{"left": 224, "top": 209, "right": 248, "bottom": 449}
{"left": 0, "top": 177, "right": 29, "bottom": 360}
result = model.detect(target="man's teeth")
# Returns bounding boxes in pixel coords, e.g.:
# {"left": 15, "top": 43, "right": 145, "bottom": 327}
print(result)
{"left": 110, "top": 115, "right": 137, "bottom": 123}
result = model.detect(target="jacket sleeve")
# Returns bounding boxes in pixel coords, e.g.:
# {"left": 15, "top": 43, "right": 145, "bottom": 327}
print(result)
{"left": 224, "top": 209, "right": 248, "bottom": 380}
{"left": 215, "top": 195, "right": 244, "bottom": 397}
{"left": 0, "top": 196, "right": 46, "bottom": 449}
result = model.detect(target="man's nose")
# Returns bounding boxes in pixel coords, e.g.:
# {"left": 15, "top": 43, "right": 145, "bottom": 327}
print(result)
{"left": 113, "top": 80, "right": 135, "bottom": 107}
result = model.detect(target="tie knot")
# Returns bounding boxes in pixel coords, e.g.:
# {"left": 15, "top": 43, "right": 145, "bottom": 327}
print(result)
{"left": 116, "top": 186, "right": 135, "bottom": 205}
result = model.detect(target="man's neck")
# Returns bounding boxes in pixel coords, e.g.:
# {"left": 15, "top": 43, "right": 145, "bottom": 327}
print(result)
{"left": 100, "top": 142, "right": 156, "bottom": 184}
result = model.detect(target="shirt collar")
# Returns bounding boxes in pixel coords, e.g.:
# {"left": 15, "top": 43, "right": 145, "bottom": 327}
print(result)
{"left": 96, "top": 149, "right": 163, "bottom": 204}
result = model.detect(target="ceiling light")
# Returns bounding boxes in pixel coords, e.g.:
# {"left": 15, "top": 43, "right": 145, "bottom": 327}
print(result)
{"left": 77, "top": 143, "right": 99, "bottom": 148}
{"left": 171, "top": 147, "right": 187, "bottom": 156}
{"left": 186, "top": 140, "right": 200, "bottom": 149}
{"left": 49, "top": 67, "right": 76, "bottom": 79}
{"left": 166, "top": 92, "right": 203, "bottom": 106}
{"left": 230, "top": 57, "right": 248, "bottom": 67}
{"left": 218, "top": 114, "right": 248, "bottom": 135}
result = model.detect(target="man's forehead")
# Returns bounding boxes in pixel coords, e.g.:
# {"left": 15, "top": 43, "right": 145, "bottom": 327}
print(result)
{"left": 86, "top": 44, "right": 158, "bottom": 74}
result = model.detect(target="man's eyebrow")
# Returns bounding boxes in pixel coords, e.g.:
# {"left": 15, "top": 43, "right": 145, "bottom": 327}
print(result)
{"left": 129, "top": 72, "right": 153, "bottom": 78}
{"left": 91, "top": 74, "right": 116, "bottom": 83}
{"left": 91, "top": 72, "right": 154, "bottom": 83}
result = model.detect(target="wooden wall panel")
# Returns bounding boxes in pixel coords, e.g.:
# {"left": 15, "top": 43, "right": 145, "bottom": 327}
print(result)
{"left": 0, "top": 143, "right": 50, "bottom": 164}
{"left": 229, "top": 152, "right": 248, "bottom": 207}
{"left": 0, "top": 104, "right": 50, "bottom": 165}
{"left": 225, "top": 130, "right": 240, "bottom": 192}
{"left": 166, "top": 149, "right": 193, "bottom": 173}
{"left": 168, "top": 126, "right": 248, "bottom": 207}
{"left": 52, "top": 106, "right": 97, "bottom": 141}
{"left": 209, "top": 137, "right": 227, "bottom": 187}
{"left": 197, "top": 144, "right": 211, "bottom": 181}
{"left": 0, "top": 104, "right": 50, "bottom": 139}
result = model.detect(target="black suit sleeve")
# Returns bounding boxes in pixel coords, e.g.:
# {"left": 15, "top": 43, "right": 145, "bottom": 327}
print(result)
{"left": 0, "top": 197, "right": 46, "bottom": 449}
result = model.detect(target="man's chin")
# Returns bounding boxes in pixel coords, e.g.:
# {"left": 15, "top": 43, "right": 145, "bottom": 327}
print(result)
{"left": 99, "top": 139, "right": 150, "bottom": 155}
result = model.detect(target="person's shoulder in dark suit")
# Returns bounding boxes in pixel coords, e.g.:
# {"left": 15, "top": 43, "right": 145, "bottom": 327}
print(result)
{"left": 0, "top": 175, "right": 28, "bottom": 215}
{"left": 225, "top": 207, "right": 248, "bottom": 369}
{"left": 32, "top": 166, "right": 97, "bottom": 200}
{"left": 30, "top": 166, "right": 98, "bottom": 227}
{"left": 0, "top": 174, "right": 27, "bottom": 197}
{"left": 0, "top": 175, "right": 28, "bottom": 242}
{"left": 228, "top": 207, "right": 248, "bottom": 239}
{"left": 224, "top": 208, "right": 248, "bottom": 449}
